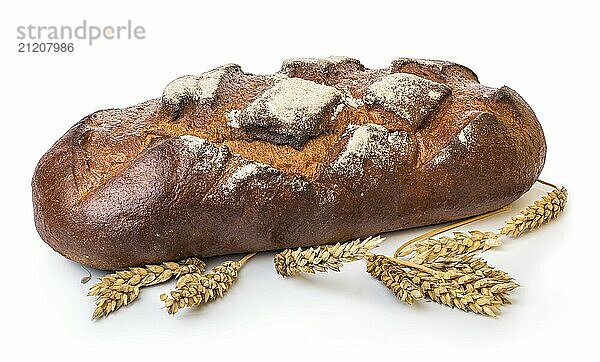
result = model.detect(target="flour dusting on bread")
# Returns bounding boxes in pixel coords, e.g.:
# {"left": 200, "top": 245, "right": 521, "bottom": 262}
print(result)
{"left": 220, "top": 161, "right": 276, "bottom": 195}
{"left": 332, "top": 91, "right": 366, "bottom": 120}
{"left": 392, "top": 58, "right": 449, "bottom": 72}
{"left": 226, "top": 110, "right": 241, "bottom": 129}
{"left": 239, "top": 77, "right": 342, "bottom": 148}
{"left": 281, "top": 56, "right": 364, "bottom": 75}
{"left": 179, "top": 135, "right": 230, "bottom": 173}
{"left": 364, "top": 73, "right": 450, "bottom": 128}
{"left": 457, "top": 122, "right": 476, "bottom": 150}
{"left": 430, "top": 148, "right": 452, "bottom": 167}
{"left": 162, "top": 64, "right": 242, "bottom": 116}
{"left": 180, "top": 134, "right": 213, "bottom": 150}
{"left": 328, "top": 123, "right": 391, "bottom": 179}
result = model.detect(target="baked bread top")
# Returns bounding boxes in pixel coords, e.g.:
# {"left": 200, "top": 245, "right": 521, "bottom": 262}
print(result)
{"left": 32, "top": 56, "right": 546, "bottom": 269}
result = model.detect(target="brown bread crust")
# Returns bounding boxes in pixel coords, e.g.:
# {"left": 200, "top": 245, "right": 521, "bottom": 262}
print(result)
{"left": 32, "top": 57, "right": 546, "bottom": 270}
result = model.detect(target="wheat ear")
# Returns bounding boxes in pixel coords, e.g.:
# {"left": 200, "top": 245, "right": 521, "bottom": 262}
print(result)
{"left": 274, "top": 236, "right": 385, "bottom": 277}
{"left": 88, "top": 257, "right": 205, "bottom": 320}
{"left": 396, "top": 231, "right": 502, "bottom": 264}
{"left": 393, "top": 207, "right": 510, "bottom": 258}
{"left": 501, "top": 185, "right": 567, "bottom": 237}
{"left": 366, "top": 254, "right": 517, "bottom": 317}
{"left": 161, "top": 253, "right": 255, "bottom": 315}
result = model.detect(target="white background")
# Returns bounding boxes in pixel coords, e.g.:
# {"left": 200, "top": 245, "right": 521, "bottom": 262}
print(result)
{"left": 0, "top": 0, "right": 596, "bottom": 360}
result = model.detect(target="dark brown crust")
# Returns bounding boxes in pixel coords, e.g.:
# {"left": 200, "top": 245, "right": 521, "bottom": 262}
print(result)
{"left": 32, "top": 57, "right": 546, "bottom": 270}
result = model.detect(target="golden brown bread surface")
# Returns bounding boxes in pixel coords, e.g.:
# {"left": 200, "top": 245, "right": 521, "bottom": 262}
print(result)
{"left": 32, "top": 57, "right": 546, "bottom": 270}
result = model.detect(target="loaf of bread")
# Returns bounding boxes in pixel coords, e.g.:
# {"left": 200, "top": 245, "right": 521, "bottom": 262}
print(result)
{"left": 32, "top": 56, "right": 546, "bottom": 270}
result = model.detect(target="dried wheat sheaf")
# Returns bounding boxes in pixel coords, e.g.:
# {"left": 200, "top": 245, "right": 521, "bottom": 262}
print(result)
{"left": 88, "top": 257, "right": 205, "bottom": 320}
{"left": 366, "top": 254, "right": 517, "bottom": 316}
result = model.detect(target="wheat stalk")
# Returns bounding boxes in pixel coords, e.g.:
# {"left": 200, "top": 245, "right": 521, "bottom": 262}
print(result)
{"left": 396, "top": 231, "right": 502, "bottom": 264}
{"left": 161, "top": 253, "right": 255, "bottom": 315}
{"left": 501, "top": 186, "right": 567, "bottom": 237}
{"left": 88, "top": 257, "right": 205, "bottom": 320}
{"left": 366, "top": 254, "right": 517, "bottom": 317}
{"left": 274, "top": 236, "right": 385, "bottom": 277}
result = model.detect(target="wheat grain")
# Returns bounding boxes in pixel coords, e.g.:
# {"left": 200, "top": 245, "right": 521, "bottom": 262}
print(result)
{"left": 161, "top": 253, "right": 255, "bottom": 315}
{"left": 89, "top": 257, "right": 205, "bottom": 320}
{"left": 274, "top": 236, "right": 385, "bottom": 277}
{"left": 366, "top": 254, "right": 518, "bottom": 317}
{"left": 396, "top": 231, "right": 502, "bottom": 264}
{"left": 501, "top": 186, "right": 567, "bottom": 237}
